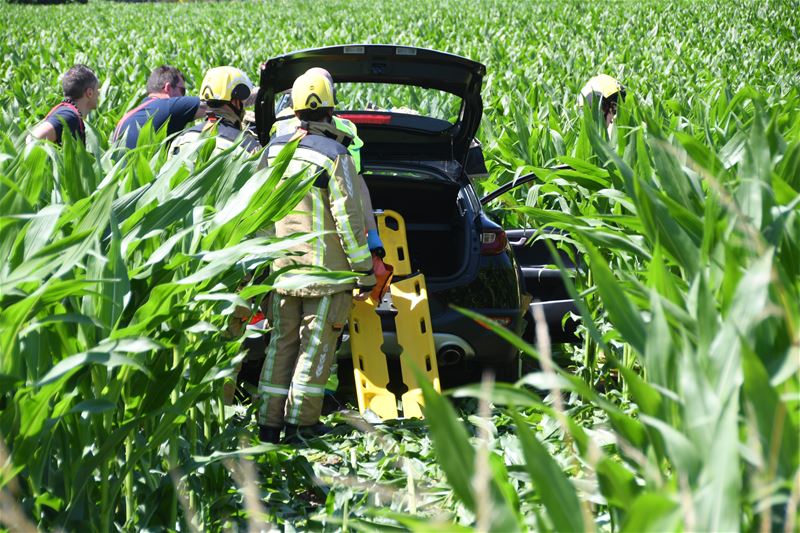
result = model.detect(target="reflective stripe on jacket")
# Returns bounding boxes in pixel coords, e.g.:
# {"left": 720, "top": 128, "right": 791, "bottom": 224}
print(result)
{"left": 262, "top": 126, "right": 372, "bottom": 297}
{"left": 273, "top": 114, "right": 363, "bottom": 172}
{"left": 170, "top": 119, "right": 261, "bottom": 160}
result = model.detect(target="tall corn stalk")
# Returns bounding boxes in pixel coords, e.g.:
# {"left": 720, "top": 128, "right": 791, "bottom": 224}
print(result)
{"left": 0, "top": 131, "right": 332, "bottom": 530}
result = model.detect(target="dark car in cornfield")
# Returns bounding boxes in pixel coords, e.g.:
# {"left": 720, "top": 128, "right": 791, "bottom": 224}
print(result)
{"left": 246, "top": 45, "right": 576, "bottom": 387}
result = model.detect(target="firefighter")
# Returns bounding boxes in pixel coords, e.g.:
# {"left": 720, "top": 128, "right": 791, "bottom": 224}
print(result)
{"left": 113, "top": 65, "right": 209, "bottom": 149}
{"left": 271, "top": 67, "right": 385, "bottom": 402}
{"left": 302, "top": 68, "right": 382, "bottom": 244}
{"left": 578, "top": 74, "right": 626, "bottom": 128}
{"left": 28, "top": 64, "right": 99, "bottom": 145}
{"left": 168, "top": 67, "right": 262, "bottom": 403}
{"left": 257, "top": 71, "right": 376, "bottom": 444}
{"left": 170, "top": 66, "right": 261, "bottom": 159}
{"left": 273, "top": 68, "right": 384, "bottom": 273}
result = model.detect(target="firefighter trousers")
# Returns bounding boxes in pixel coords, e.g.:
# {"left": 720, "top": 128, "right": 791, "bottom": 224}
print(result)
{"left": 258, "top": 291, "right": 351, "bottom": 427}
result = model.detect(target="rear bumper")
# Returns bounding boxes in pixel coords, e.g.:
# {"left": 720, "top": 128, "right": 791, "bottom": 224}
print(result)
{"left": 337, "top": 331, "right": 475, "bottom": 362}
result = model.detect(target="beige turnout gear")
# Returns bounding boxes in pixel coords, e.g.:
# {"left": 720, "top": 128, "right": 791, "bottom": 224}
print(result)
{"left": 263, "top": 121, "right": 374, "bottom": 297}
{"left": 258, "top": 291, "right": 351, "bottom": 426}
{"left": 170, "top": 106, "right": 261, "bottom": 160}
{"left": 273, "top": 114, "right": 377, "bottom": 237}
{"left": 258, "top": 119, "right": 373, "bottom": 429}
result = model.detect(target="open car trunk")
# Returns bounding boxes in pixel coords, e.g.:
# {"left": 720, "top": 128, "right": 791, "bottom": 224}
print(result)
{"left": 364, "top": 175, "right": 468, "bottom": 279}
{"left": 256, "top": 45, "right": 485, "bottom": 163}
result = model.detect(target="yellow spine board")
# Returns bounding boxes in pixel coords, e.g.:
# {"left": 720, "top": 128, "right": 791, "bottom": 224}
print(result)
{"left": 350, "top": 297, "right": 399, "bottom": 419}
{"left": 391, "top": 274, "right": 441, "bottom": 418}
{"left": 376, "top": 210, "right": 411, "bottom": 277}
{"left": 350, "top": 210, "right": 439, "bottom": 420}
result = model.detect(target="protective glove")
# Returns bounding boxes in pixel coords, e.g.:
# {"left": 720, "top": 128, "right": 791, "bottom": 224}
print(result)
{"left": 367, "top": 229, "right": 385, "bottom": 259}
{"left": 225, "top": 304, "right": 252, "bottom": 338}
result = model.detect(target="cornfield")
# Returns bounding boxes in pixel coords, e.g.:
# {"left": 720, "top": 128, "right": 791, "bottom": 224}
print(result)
{"left": 1, "top": 0, "right": 798, "bottom": 530}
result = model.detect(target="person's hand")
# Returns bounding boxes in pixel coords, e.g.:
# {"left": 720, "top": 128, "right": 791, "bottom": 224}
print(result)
{"left": 226, "top": 305, "right": 252, "bottom": 337}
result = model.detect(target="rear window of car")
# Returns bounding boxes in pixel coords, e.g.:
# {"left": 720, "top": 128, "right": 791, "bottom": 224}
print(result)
{"left": 276, "top": 83, "right": 463, "bottom": 126}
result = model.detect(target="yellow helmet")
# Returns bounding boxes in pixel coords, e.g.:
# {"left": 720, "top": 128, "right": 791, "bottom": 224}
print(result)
{"left": 200, "top": 66, "right": 253, "bottom": 103}
{"left": 291, "top": 71, "right": 335, "bottom": 111}
{"left": 578, "top": 74, "right": 626, "bottom": 107}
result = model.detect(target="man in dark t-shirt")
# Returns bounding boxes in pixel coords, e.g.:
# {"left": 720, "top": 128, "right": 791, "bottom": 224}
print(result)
{"left": 29, "top": 65, "right": 99, "bottom": 145}
{"left": 113, "top": 65, "right": 208, "bottom": 149}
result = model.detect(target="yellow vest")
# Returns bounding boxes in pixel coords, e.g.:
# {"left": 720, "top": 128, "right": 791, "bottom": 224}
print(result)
{"left": 272, "top": 112, "right": 364, "bottom": 172}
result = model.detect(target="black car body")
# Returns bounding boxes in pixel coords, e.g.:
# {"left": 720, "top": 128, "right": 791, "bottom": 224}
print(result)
{"left": 253, "top": 45, "right": 575, "bottom": 384}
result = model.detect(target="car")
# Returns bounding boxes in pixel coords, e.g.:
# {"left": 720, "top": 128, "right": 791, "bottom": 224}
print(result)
{"left": 248, "top": 44, "right": 576, "bottom": 388}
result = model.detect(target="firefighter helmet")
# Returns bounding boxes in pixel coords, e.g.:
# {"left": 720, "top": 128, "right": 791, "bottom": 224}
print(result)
{"left": 305, "top": 67, "right": 337, "bottom": 104}
{"left": 578, "top": 74, "right": 626, "bottom": 107}
{"left": 291, "top": 71, "right": 335, "bottom": 111}
{"left": 200, "top": 66, "right": 253, "bottom": 103}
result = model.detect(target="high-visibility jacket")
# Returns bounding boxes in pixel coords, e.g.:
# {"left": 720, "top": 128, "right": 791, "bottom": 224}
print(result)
{"left": 332, "top": 116, "right": 363, "bottom": 173}
{"left": 273, "top": 112, "right": 364, "bottom": 172}
{"left": 170, "top": 117, "right": 261, "bottom": 160}
{"left": 262, "top": 122, "right": 373, "bottom": 297}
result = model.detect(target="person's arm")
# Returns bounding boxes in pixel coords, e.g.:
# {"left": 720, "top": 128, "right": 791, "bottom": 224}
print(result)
{"left": 29, "top": 121, "right": 58, "bottom": 143}
{"left": 356, "top": 174, "right": 378, "bottom": 233}
{"left": 172, "top": 96, "right": 206, "bottom": 121}
{"left": 327, "top": 155, "right": 374, "bottom": 282}
{"left": 355, "top": 173, "right": 386, "bottom": 257}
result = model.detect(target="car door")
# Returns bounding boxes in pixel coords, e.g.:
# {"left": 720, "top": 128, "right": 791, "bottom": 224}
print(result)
{"left": 480, "top": 169, "right": 578, "bottom": 344}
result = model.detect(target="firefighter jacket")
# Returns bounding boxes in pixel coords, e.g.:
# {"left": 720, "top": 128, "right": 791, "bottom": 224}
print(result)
{"left": 272, "top": 112, "right": 364, "bottom": 172}
{"left": 261, "top": 121, "right": 374, "bottom": 297}
{"left": 170, "top": 108, "right": 261, "bottom": 160}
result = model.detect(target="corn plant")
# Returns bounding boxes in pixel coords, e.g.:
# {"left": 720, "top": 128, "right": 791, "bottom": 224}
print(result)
{"left": 1, "top": 0, "right": 799, "bottom": 530}
{"left": 0, "top": 124, "right": 353, "bottom": 529}
{"left": 437, "top": 93, "right": 799, "bottom": 531}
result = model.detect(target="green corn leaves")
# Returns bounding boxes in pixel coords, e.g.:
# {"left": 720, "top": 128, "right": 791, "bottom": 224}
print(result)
{"left": 2, "top": 0, "right": 800, "bottom": 530}
{"left": 0, "top": 107, "right": 312, "bottom": 529}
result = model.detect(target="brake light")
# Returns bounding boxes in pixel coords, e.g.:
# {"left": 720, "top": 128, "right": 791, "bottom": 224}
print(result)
{"left": 337, "top": 113, "right": 392, "bottom": 125}
{"left": 480, "top": 228, "right": 507, "bottom": 255}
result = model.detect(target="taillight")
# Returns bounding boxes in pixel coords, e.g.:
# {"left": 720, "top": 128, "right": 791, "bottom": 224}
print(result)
{"left": 336, "top": 113, "right": 392, "bottom": 125}
{"left": 480, "top": 228, "right": 507, "bottom": 255}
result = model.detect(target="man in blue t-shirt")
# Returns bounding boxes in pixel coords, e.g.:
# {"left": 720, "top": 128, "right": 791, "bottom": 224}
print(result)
{"left": 29, "top": 65, "right": 99, "bottom": 145}
{"left": 113, "top": 65, "right": 209, "bottom": 149}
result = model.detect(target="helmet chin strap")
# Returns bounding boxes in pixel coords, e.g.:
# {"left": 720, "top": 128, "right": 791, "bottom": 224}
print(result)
{"left": 232, "top": 100, "right": 244, "bottom": 120}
